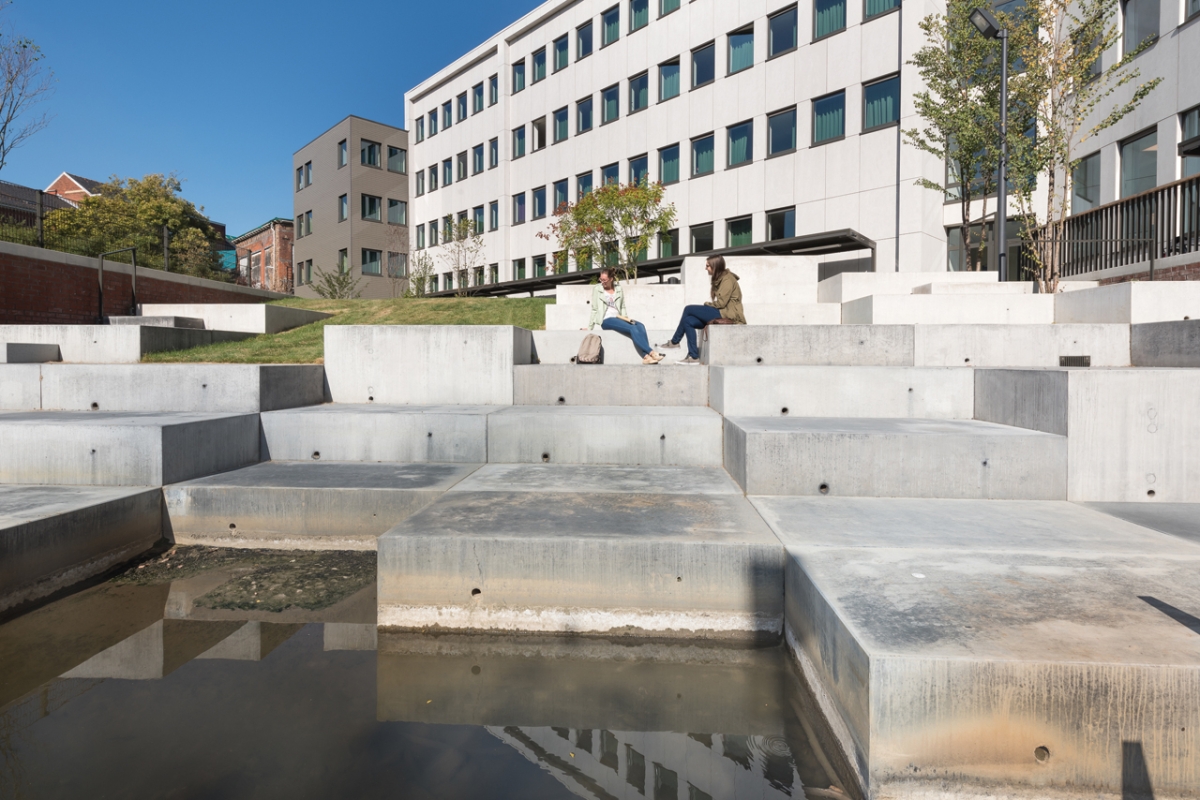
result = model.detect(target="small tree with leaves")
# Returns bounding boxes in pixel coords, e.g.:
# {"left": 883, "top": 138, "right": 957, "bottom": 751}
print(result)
{"left": 0, "top": 2, "right": 53, "bottom": 174}
{"left": 539, "top": 181, "right": 676, "bottom": 283}
{"left": 310, "top": 264, "right": 362, "bottom": 299}
{"left": 439, "top": 217, "right": 485, "bottom": 296}
{"left": 406, "top": 251, "right": 435, "bottom": 297}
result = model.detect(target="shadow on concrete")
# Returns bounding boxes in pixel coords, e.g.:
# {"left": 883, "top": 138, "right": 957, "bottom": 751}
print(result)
{"left": 1138, "top": 595, "right": 1200, "bottom": 636}
{"left": 1122, "top": 741, "right": 1155, "bottom": 800}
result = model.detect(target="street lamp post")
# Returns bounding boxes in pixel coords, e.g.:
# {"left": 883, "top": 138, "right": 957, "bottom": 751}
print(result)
{"left": 970, "top": 6, "right": 1009, "bottom": 282}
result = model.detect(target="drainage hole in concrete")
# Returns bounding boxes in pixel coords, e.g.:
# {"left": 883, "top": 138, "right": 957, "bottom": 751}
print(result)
{"left": 90, "top": 402, "right": 99, "bottom": 410}
{"left": 312, "top": 451, "right": 321, "bottom": 460}
{"left": 676, "top": 576, "right": 682, "bottom": 582}
{"left": 819, "top": 483, "right": 830, "bottom": 495}
{"left": 907, "top": 388, "right": 913, "bottom": 393}
{"left": 228, "top": 523, "right": 237, "bottom": 530}
{"left": 1034, "top": 746, "right": 1050, "bottom": 763}
{"left": 755, "top": 357, "right": 763, "bottom": 364}
{"left": 660, "top": 434, "right": 666, "bottom": 441}
{"left": 964, "top": 358, "right": 971, "bottom": 364}
{"left": 471, "top": 665, "right": 481, "bottom": 675}
{"left": 471, "top": 588, "right": 481, "bottom": 596}
{"left": 1147, "top": 489, "right": 1156, "bottom": 498}
{"left": 557, "top": 396, "right": 565, "bottom": 404}
{"left": 202, "top": 384, "right": 207, "bottom": 389}
{"left": 427, "top": 432, "right": 433, "bottom": 438}
{"left": 541, "top": 453, "right": 550, "bottom": 462}
{"left": 982, "top": 459, "right": 989, "bottom": 467}
{"left": 368, "top": 396, "right": 374, "bottom": 402}
{"left": 781, "top": 407, "right": 789, "bottom": 416}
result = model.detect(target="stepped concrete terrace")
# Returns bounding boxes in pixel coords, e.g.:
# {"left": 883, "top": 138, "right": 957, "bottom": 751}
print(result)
{"left": 138, "top": 303, "right": 330, "bottom": 333}
{"left": 0, "top": 324, "right": 253, "bottom": 363}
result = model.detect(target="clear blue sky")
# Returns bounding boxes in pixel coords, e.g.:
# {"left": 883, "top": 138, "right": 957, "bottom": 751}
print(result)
{"left": 4, "top": 0, "right": 540, "bottom": 236}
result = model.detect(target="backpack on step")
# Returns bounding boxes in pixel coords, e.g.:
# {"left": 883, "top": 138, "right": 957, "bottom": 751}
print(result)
{"left": 573, "top": 333, "right": 604, "bottom": 364}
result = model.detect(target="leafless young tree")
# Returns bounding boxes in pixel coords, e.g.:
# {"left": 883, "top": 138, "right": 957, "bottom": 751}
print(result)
{"left": 0, "top": 3, "right": 54, "bottom": 174}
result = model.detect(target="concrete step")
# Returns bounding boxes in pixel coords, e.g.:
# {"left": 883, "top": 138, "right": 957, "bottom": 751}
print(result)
{"left": 681, "top": 254, "right": 819, "bottom": 305}
{"left": 164, "top": 461, "right": 481, "bottom": 550}
{"left": 842, "top": 294, "right": 1055, "bottom": 324}
{"left": 531, "top": 329, "right": 675, "bottom": 365}
{"left": 0, "top": 325, "right": 253, "bottom": 364}
{"left": 710, "top": 366, "right": 974, "bottom": 418}
{"left": 0, "top": 484, "right": 162, "bottom": 612}
{"left": 548, "top": 284, "right": 685, "bottom": 331}
{"left": 1054, "top": 281, "right": 1200, "bottom": 324}
{"left": 488, "top": 406, "right": 724, "bottom": 466}
{"left": 377, "top": 464, "right": 784, "bottom": 639}
{"left": 724, "top": 416, "right": 1066, "bottom": 498}
{"left": 1132, "top": 319, "right": 1200, "bottom": 366}
{"left": 547, "top": 300, "right": 837, "bottom": 330}
{"left": 1, "top": 364, "right": 42, "bottom": 410}
{"left": 3, "top": 343, "right": 60, "bottom": 363}
{"left": 139, "top": 303, "right": 331, "bottom": 333}
{"left": 107, "top": 315, "right": 206, "bottom": 329}
{"left": 260, "top": 404, "right": 497, "bottom": 463}
{"left": 0, "top": 411, "right": 260, "bottom": 486}
{"left": 818, "top": 271, "right": 998, "bottom": 303}
{"left": 912, "top": 281, "right": 1034, "bottom": 294}
{"left": 702, "top": 325, "right": 914, "bottom": 366}
{"left": 514, "top": 364, "right": 709, "bottom": 406}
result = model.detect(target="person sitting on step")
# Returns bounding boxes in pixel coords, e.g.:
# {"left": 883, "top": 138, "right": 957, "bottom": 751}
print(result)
{"left": 657, "top": 255, "right": 746, "bottom": 363}
{"left": 586, "top": 267, "right": 666, "bottom": 365}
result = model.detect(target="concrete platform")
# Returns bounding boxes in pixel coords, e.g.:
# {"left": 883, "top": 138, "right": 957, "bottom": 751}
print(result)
{"left": 702, "top": 325, "right": 914, "bottom": 366}
{"left": 0, "top": 325, "right": 252, "bottom": 364}
{"left": 108, "top": 315, "right": 205, "bottom": 329}
{"left": 1084, "top": 502, "right": 1200, "bottom": 546}
{"left": 0, "top": 485, "right": 162, "bottom": 612}
{"left": 0, "top": 411, "right": 259, "bottom": 486}
{"left": 754, "top": 496, "right": 1200, "bottom": 798}
{"left": 450, "top": 462, "right": 743, "bottom": 494}
{"left": 513, "top": 364, "right": 709, "bottom": 406}
{"left": 377, "top": 465, "right": 786, "bottom": 639}
{"left": 1132, "top": 319, "right": 1200, "bottom": 367}
{"left": 488, "top": 406, "right": 724, "bottom": 466}
{"left": 139, "top": 303, "right": 331, "bottom": 333}
{"left": 260, "top": 404, "right": 496, "bottom": 463}
{"left": 531, "top": 328, "right": 674, "bottom": 365}
{"left": 681, "top": 254, "right": 819, "bottom": 305}
{"left": 710, "top": 366, "right": 974, "bottom": 418}
{"left": 842, "top": 294, "right": 1055, "bottom": 325}
{"left": 0, "top": 364, "right": 41, "bottom": 410}
{"left": 913, "top": 323, "right": 1131, "bottom": 367}
{"left": 911, "top": 281, "right": 1034, "bottom": 294}
{"left": 741, "top": 302, "right": 842, "bottom": 325}
{"left": 1054, "top": 281, "right": 1200, "bottom": 324}
{"left": 546, "top": 284, "right": 685, "bottom": 330}
{"left": 724, "top": 416, "right": 1067, "bottom": 498}
{"left": 817, "top": 270, "right": 998, "bottom": 303}
{"left": 163, "top": 461, "right": 480, "bottom": 550}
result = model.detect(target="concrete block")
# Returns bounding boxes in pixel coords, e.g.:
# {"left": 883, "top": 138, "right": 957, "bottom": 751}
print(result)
{"left": 0, "top": 411, "right": 260, "bottom": 486}
{"left": 843, "top": 294, "right": 1055, "bottom": 325}
{"left": 514, "top": 364, "right": 709, "bottom": 406}
{"left": 682, "top": 255, "right": 820, "bottom": 305}
{"left": 0, "top": 325, "right": 251, "bottom": 364}
{"left": 1084, "top": 502, "right": 1200, "bottom": 547}
{"left": 0, "top": 364, "right": 41, "bottom": 410}
{"left": 818, "top": 270, "right": 998, "bottom": 303}
{"left": 1132, "top": 319, "right": 1200, "bottom": 366}
{"left": 911, "top": 281, "right": 1034, "bottom": 294}
{"left": 488, "top": 406, "right": 724, "bottom": 466}
{"left": 450, "top": 463, "right": 743, "bottom": 495}
{"left": 108, "top": 316, "right": 205, "bottom": 329}
{"left": 546, "top": 284, "right": 686, "bottom": 331}
{"left": 324, "top": 325, "right": 531, "bottom": 405}
{"left": 139, "top": 303, "right": 331, "bottom": 333}
{"left": 38, "top": 364, "right": 326, "bottom": 413}
{"left": 164, "top": 461, "right": 479, "bottom": 550}
{"left": 974, "top": 369, "right": 1069, "bottom": 436}
{"left": 702, "top": 325, "right": 914, "bottom": 366}
{"left": 711, "top": 366, "right": 974, "bottom": 418}
{"left": 1055, "top": 281, "right": 1200, "bottom": 324}
{"left": 4, "top": 343, "right": 61, "bottom": 362}
{"left": 755, "top": 496, "right": 1200, "bottom": 797}
{"left": 914, "top": 324, "right": 1131, "bottom": 367}
{"left": 531, "top": 329, "right": 675, "bottom": 364}
{"left": 1056, "top": 280, "right": 1101, "bottom": 291}
{"left": 0, "top": 485, "right": 162, "bottom": 612}
{"left": 725, "top": 416, "right": 1066, "bottom": 498}
{"left": 741, "top": 302, "right": 842, "bottom": 324}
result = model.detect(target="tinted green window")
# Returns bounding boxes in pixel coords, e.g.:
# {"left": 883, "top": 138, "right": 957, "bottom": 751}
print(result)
{"left": 553, "top": 108, "right": 568, "bottom": 142}
{"left": 729, "top": 30, "right": 754, "bottom": 73}
{"left": 602, "top": 163, "right": 620, "bottom": 185}
{"left": 362, "top": 249, "right": 382, "bottom": 276}
{"left": 660, "top": 61, "right": 680, "bottom": 100}
{"left": 692, "top": 44, "right": 715, "bottom": 86}
{"left": 728, "top": 121, "right": 753, "bottom": 166}
{"left": 864, "top": 76, "right": 900, "bottom": 130}
{"left": 866, "top": 0, "right": 899, "bottom": 17}
{"left": 578, "top": 97, "right": 594, "bottom": 132}
{"left": 554, "top": 180, "right": 569, "bottom": 210}
{"left": 532, "top": 49, "right": 546, "bottom": 82}
{"left": 630, "top": 155, "right": 648, "bottom": 185}
{"left": 513, "top": 126, "right": 526, "bottom": 158}
{"left": 577, "top": 172, "right": 594, "bottom": 197}
{"left": 659, "top": 229, "right": 678, "bottom": 257}
{"left": 728, "top": 217, "right": 752, "bottom": 246}
{"left": 630, "top": 73, "right": 649, "bottom": 112}
{"left": 554, "top": 36, "right": 569, "bottom": 71}
{"left": 533, "top": 187, "right": 547, "bottom": 218}
{"left": 602, "top": 85, "right": 619, "bottom": 123}
{"left": 659, "top": 144, "right": 680, "bottom": 183}
{"left": 514, "top": 258, "right": 526, "bottom": 280}
{"left": 512, "top": 61, "right": 525, "bottom": 92}
{"left": 602, "top": 6, "right": 620, "bottom": 45}
{"left": 630, "top": 0, "right": 649, "bottom": 30}
{"left": 578, "top": 22, "right": 594, "bottom": 58}
{"left": 692, "top": 135, "right": 714, "bottom": 175}
{"left": 660, "top": 0, "right": 681, "bottom": 14}
{"left": 768, "top": 108, "right": 796, "bottom": 155}
{"left": 691, "top": 224, "right": 713, "bottom": 253}
{"left": 814, "top": 0, "right": 846, "bottom": 39}
{"left": 769, "top": 7, "right": 798, "bottom": 55}
{"left": 1183, "top": 107, "right": 1200, "bottom": 177}
{"left": 813, "top": 92, "right": 845, "bottom": 144}
{"left": 513, "top": 194, "right": 526, "bottom": 224}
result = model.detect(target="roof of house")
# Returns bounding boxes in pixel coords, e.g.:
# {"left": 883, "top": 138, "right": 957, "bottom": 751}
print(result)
{"left": 0, "top": 179, "right": 77, "bottom": 214}
{"left": 231, "top": 217, "right": 294, "bottom": 244}
{"left": 45, "top": 172, "right": 105, "bottom": 196}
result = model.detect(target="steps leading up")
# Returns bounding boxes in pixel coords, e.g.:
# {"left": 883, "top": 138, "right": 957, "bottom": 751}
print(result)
{"left": 514, "top": 364, "right": 709, "bottom": 406}
{"left": 0, "top": 325, "right": 252, "bottom": 364}
{"left": 843, "top": 294, "right": 1056, "bottom": 325}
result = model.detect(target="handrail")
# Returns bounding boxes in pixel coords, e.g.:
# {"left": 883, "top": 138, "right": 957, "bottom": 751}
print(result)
{"left": 97, "top": 247, "right": 137, "bottom": 323}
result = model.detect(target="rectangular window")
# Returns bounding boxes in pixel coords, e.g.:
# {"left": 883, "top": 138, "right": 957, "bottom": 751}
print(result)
{"left": 728, "top": 27, "right": 754, "bottom": 74}
{"left": 659, "top": 228, "right": 679, "bottom": 257}
{"left": 602, "top": 6, "right": 620, "bottom": 45}
{"left": 602, "top": 163, "right": 620, "bottom": 185}
{"left": 553, "top": 179, "right": 569, "bottom": 212}
{"left": 532, "top": 48, "right": 547, "bottom": 82}
{"left": 513, "top": 60, "right": 526, "bottom": 93}
{"left": 457, "top": 92, "right": 468, "bottom": 122}
{"left": 769, "top": 6, "right": 798, "bottom": 56}
{"left": 489, "top": 264, "right": 499, "bottom": 283}
{"left": 1120, "top": 129, "right": 1158, "bottom": 197}
{"left": 767, "top": 207, "right": 796, "bottom": 240}
{"left": 473, "top": 144, "right": 484, "bottom": 174}
{"left": 473, "top": 205, "right": 485, "bottom": 235}
{"left": 578, "top": 97, "right": 594, "bottom": 132}
{"left": 388, "top": 252, "right": 407, "bottom": 277}
{"left": 489, "top": 74, "right": 499, "bottom": 105}
{"left": 514, "top": 258, "right": 527, "bottom": 280}
{"left": 553, "top": 107, "right": 569, "bottom": 142}
{"left": 415, "top": 118, "right": 425, "bottom": 142}
{"left": 864, "top": 75, "right": 901, "bottom": 131}
{"left": 444, "top": 215, "right": 454, "bottom": 241}
{"left": 1071, "top": 152, "right": 1101, "bottom": 214}
{"left": 416, "top": 224, "right": 425, "bottom": 249}
{"left": 443, "top": 101, "right": 452, "bottom": 129}
{"left": 866, "top": 0, "right": 900, "bottom": 17}
{"left": 813, "top": 91, "right": 846, "bottom": 144}
{"left": 429, "top": 275, "right": 438, "bottom": 293}
{"left": 691, "top": 223, "right": 714, "bottom": 253}
{"left": 660, "top": 0, "right": 680, "bottom": 16}
{"left": 388, "top": 199, "right": 406, "bottom": 225}
{"left": 1182, "top": 107, "right": 1200, "bottom": 178}
{"left": 337, "top": 248, "right": 348, "bottom": 273}
{"left": 304, "top": 161, "right": 312, "bottom": 187}
{"left": 429, "top": 165, "right": 438, "bottom": 191}
{"left": 692, "top": 134, "right": 715, "bottom": 176}
{"left": 1123, "top": 0, "right": 1159, "bottom": 55}
{"left": 362, "top": 194, "right": 381, "bottom": 221}
{"left": 578, "top": 21, "right": 594, "bottom": 59}
{"left": 338, "top": 193, "right": 348, "bottom": 222}
{"left": 577, "top": 171, "right": 594, "bottom": 197}
{"left": 304, "top": 211, "right": 312, "bottom": 236}
{"left": 337, "top": 139, "right": 348, "bottom": 167}
{"left": 553, "top": 250, "right": 568, "bottom": 274}
{"left": 553, "top": 35, "right": 569, "bottom": 71}
{"left": 692, "top": 43, "right": 715, "bottom": 87}
{"left": 457, "top": 151, "right": 468, "bottom": 181}
{"left": 532, "top": 117, "right": 547, "bottom": 150}
{"left": 429, "top": 110, "right": 438, "bottom": 136}
{"left": 629, "top": 72, "right": 649, "bottom": 112}
{"left": 416, "top": 170, "right": 425, "bottom": 196}
{"left": 533, "top": 254, "right": 547, "bottom": 277}
{"left": 768, "top": 107, "right": 797, "bottom": 155}
{"left": 362, "top": 248, "right": 382, "bottom": 276}
{"left": 659, "top": 60, "right": 680, "bottom": 101}
{"left": 630, "top": 154, "right": 649, "bottom": 185}
{"left": 513, "top": 126, "right": 526, "bottom": 158}
{"left": 630, "top": 0, "right": 649, "bottom": 31}
{"left": 489, "top": 200, "right": 500, "bottom": 230}
{"left": 659, "top": 144, "right": 680, "bottom": 183}
{"left": 728, "top": 216, "right": 753, "bottom": 247}
{"left": 296, "top": 166, "right": 304, "bottom": 191}
{"left": 728, "top": 120, "right": 753, "bottom": 166}
{"left": 361, "top": 140, "right": 380, "bottom": 167}
{"left": 443, "top": 158, "right": 453, "bottom": 186}
{"left": 388, "top": 146, "right": 406, "bottom": 173}
{"left": 602, "top": 85, "right": 620, "bottom": 123}
{"left": 533, "top": 186, "right": 547, "bottom": 219}
{"left": 815, "top": 0, "right": 846, "bottom": 39}
{"left": 513, "top": 193, "right": 527, "bottom": 224}
{"left": 429, "top": 220, "right": 438, "bottom": 246}
{"left": 472, "top": 83, "right": 484, "bottom": 114}
{"left": 489, "top": 137, "right": 499, "bottom": 168}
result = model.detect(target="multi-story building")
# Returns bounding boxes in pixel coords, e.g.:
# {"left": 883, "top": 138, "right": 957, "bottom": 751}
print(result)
{"left": 292, "top": 115, "right": 410, "bottom": 299}
{"left": 232, "top": 218, "right": 294, "bottom": 293}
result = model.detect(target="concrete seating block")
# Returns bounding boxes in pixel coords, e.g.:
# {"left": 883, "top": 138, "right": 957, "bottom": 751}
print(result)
{"left": 164, "top": 461, "right": 480, "bottom": 550}
{"left": 0, "top": 364, "right": 42, "bottom": 410}
{"left": 710, "top": 366, "right": 974, "bottom": 418}
{"left": 1054, "top": 281, "right": 1200, "bottom": 324}
{"left": 914, "top": 323, "right": 1131, "bottom": 367}
{"left": 682, "top": 255, "right": 820, "bottom": 305}
{"left": 818, "top": 271, "right": 998, "bottom": 303}
{"left": 488, "top": 406, "right": 724, "bottom": 466}
{"left": 911, "top": 281, "right": 1034, "bottom": 294}
{"left": 0, "top": 411, "right": 260, "bottom": 486}
{"left": 546, "top": 284, "right": 686, "bottom": 331}
{"left": 139, "top": 303, "right": 331, "bottom": 333}
{"left": 324, "top": 325, "right": 532, "bottom": 405}
{"left": 842, "top": 294, "right": 1055, "bottom": 325}
{"left": 702, "top": 325, "right": 914, "bottom": 366}
{"left": 1085, "top": 502, "right": 1200, "bottom": 547}
{"left": 724, "top": 416, "right": 1066, "bottom": 498}
{"left": 0, "top": 485, "right": 162, "bottom": 612}
{"left": 742, "top": 302, "right": 842, "bottom": 324}
{"left": 4, "top": 343, "right": 61, "bottom": 363}
{"left": 0, "top": 325, "right": 251, "bottom": 364}
{"left": 531, "top": 329, "right": 675, "bottom": 364}
{"left": 107, "top": 316, "right": 206, "bottom": 329}
{"left": 514, "top": 364, "right": 709, "bottom": 406}
{"left": 1132, "top": 319, "right": 1200, "bottom": 366}
{"left": 260, "top": 404, "right": 496, "bottom": 463}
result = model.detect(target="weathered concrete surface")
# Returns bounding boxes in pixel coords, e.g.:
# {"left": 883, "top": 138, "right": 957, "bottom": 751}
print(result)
{"left": 742, "top": 302, "right": 842, "bottom": 325}
{"left": 710, "top": 366, "right": 974, "bottom": 418}
{"left": 725, "top": 416, "right": 1066, "bottom": 498}
{"left": 530, "top": 328, "right": 674, "bottom": 365}
{"left": 139, "top": 303, "right": 330, "bottom": 333}
{"left": 0, "top": 325, "right": 251, "bottom": 364}
{"left": 0, "top": 485, "right": 162, "bottom": 612}
{"left": 488, "top": 406, "right": 724, "bottom": 466}
{"left": 4, "top": 343, "right": 60, "bottom": 363}
{"left": 754, "top": 496, "right": 1200, "bottom": 798}
{"left": 108, "top": 315, "right": 205, "bottom": 329}
{"left": 1132, "top": 319, "right": 1200, "bottom": 367}
{"left": 450, "top": 463, "right": 742, "bottom": 495}
{"left": 0, "top": 364, "right": 41, "bottom": 410}
{"left": 164, "top": 461, "right": 480, "bottom": 550}
{"left": 1055, "top": 281, "right": 1200, "bottom": 324}
{"left": 842, "top": 294, "right": 1056, "bottom": 325}
{"left": 324, "top": 325, "right": 532, "bottom": 405}
{"left": 974, "top": 369, "right": 1070, "bottom": 436}
{"left": 0, "top": 411, "right": 260, "bottom": 485}
{"left": 702, "top": 325, "right": 914, "bottom": 366}
{"left": 682, "top": 254, "right": 820, "bottom": 305}
{"left": 818, "top": 270, "right": 998, "bottom": 303}
{"left": 912, "top": 281, "right": 1034, "bottom": 294}
{"left": 914, "top": 323, "right": 1130, "bottom": 367}
{"left": 260, "top": 404, "right": 496, "bottom": 463}
{"left": 1084, "top": 502, "right": 1200, "bottom": 547}
{"left": 514, "top": 364, "right": 709, "bottom": 406}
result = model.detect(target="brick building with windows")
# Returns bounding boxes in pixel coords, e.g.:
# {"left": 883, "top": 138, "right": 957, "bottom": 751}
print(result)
{"left": 232, "top": 218, "right": 295, "bottom": 293}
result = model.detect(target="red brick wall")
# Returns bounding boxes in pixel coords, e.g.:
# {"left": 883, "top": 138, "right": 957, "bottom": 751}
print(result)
{"left": 1100, "top": 262, "right": 1200, "bottom": 285}
{"left": 1, "top": 248, "right": 273, "bottom": 325}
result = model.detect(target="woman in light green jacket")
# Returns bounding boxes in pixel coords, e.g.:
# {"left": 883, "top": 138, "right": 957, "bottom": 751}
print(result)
{"left": 587, "top": 267, "right": 665, "bottom": 364}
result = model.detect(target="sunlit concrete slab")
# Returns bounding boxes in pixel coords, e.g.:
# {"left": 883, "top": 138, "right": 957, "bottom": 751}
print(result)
{"left": 913, "top": 323, "right": 1131, "bottom": 367}
{"left": 139, "top": 303, "right": 330, "bottom": 333}
{"left": 164, "top": 461, "right": 480, "bottom": 550}
{"left": 108, "top": 315, "right": 205, "bottom": 329}
{"left": 1055, "top": 281, "right": 1200, "bottom": 324}
{"left": 514, "top": 364, "right": 709, "bottom": 406}
{"left": 0, "top": 364, "right": 41, "bottom": 410}
{"left": 0, "top": 325, "right": 251, "bottom": 363}
{"left": 488, "top": 406, "right": 724, "bottom": 466}
{"left": 701, "top": 325, "right": 914, "bottom": 366}
{"left": 724, "top": 417, "right": 1066, "bottom": 499}
{"left": 547, "top": 284, "right": 684, "bottom": 330}
{"left": 260, "top": 404, "right": 497, "bottom": 462}
{"left": 449, "top": 463, "right": 742, "bottom": 495}
{"left": 531, "top": 329, "right": 674, "bottom": 365}
{"left": 911, "top": 281, "right": 1034, "bottom": 294}
{"left": 681, "top": 254, "right": 820, "bottom": 305}
{"left": 710, "top": 366, "right": 974, "bottom": 418}
{"left": 818, "top": 270, "right": 998, "bottom": 303}
{"left": 741, "top": 302, "right": 842, "bottom": 324}
{"left": 0, "top": 411, "right": 259, "bottom": 486}
{"left": 1132, "top": 319, "right": 1200, "bottom": 366}
{"left": 842, "top": 294, "right": 1055, "bottom": 325}
{"left": 754, "top": 496, "right": 1200, "bottom": 799}
{"left": 1083, "top": 502, "right": 1200, "bottom": 547}
{"left": 0, "top": 485, "right": 161, "bottom": 612}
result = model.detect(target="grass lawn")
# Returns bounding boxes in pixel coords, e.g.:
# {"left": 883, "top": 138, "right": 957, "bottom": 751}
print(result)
{"left": 142, "top": 297, "right": 553, "bottom": 364}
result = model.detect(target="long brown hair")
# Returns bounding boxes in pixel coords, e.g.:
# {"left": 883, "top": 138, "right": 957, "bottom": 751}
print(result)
{"left": 707, "top": 255, "right": 727, "bottom": 297}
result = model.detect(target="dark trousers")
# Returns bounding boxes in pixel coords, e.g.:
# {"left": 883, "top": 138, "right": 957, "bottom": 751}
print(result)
{"left": 671, "top": 305, "right": 723, "bottom": 358}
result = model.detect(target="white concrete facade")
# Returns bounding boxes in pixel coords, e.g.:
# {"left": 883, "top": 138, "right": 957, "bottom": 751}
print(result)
{"left": 404, "top": 0, "right": 950, "bottom": 286}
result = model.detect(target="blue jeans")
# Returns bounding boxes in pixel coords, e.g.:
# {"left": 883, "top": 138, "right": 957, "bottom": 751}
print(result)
{"left": 671, "top": 305, "right": 723, "bottom": 358}
{"left": 601, "top": 317, "right": 653, "bottom": 357}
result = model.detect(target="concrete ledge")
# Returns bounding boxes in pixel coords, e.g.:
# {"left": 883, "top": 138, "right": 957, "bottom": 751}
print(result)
{"left": 682, "top": 255, "right": 820, "bottom": 305}
{"left": 914, "top": 324, "right": 1131, "bottom": 367}
{"left": 514, "top": 364, "right": 709, "bottom": 406}
{"left": 912, "top": 281, "right": 1033, "bottom": 294}
{"left": 702, "top": 325, "right": 914, "bottom": 366}
{"left": 711, "top": 366, "right": 974, "bottom": 418}
{"left": 531, "top": 329, "right": 675, "bottom": 365}
{"left": 108, "top": 316, "right": 205, "bottom": 329}
{"left": 4, "top": 343, "right": 61, "bottom": 363}
{"left": 0, "top": 485, "right": 162, "bottom": 612}
{"left": 0, "top": 364, "right": 41, "bottom": 410}
{"left": 1055, "top": 281, "right": 1200, "bottom": 324}
{"left": 139, "top": 303, "right": 330, "bottom": 333}
{"left": 450, "top": 463, "right": 743, "bottom": 495}
{"left": 1132, "top": 319, "right": 1200, "bottom": 366}
{"left": 742, "top": 302, "right": 842, "bottom": 325}
{"left": 843, "top": 294, "right": 1055, "bottom": 325}
{"left": 0, "top": 325, "right": 252, "bottom": 364}
{"left": 818, "top": 271, "right": 998, "bottom": 303}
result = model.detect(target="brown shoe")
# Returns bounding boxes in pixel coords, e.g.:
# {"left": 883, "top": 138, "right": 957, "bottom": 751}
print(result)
{"left": 642, "top": 353, "right": 662, "bottom": 365}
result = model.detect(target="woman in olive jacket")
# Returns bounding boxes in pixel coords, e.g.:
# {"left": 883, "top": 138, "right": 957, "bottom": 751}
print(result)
{"left": 658, "top": 255, "right": 745, "bottom": 363}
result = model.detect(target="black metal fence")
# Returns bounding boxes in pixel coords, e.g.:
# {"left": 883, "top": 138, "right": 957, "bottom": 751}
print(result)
{"left": 0, "top": 182, "right": 112, "bottom": 261}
